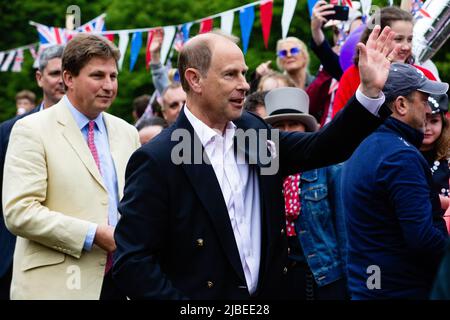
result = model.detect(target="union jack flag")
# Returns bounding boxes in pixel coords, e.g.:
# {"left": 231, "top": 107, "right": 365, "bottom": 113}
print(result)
{"left": 173, "top": 26, "right": 185, "bottom": 52}
{"left": 35, "top": 23, "right": 67, "bottom": 46}
{"left": 77, "top": 14, "right": 106, "bottom": 33}
{"left": 411, "top": 0, "right": 431, "bottom": 19}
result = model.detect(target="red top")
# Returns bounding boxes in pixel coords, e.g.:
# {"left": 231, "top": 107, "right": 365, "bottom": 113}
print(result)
{"left": 331, "top": 64, "right": 437, "bottom": 118}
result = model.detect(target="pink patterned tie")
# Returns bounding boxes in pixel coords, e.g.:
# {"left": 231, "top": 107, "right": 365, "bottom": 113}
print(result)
{"left": 283, "top": 173, "right": 301, "bottom": 236}
{"left": 87, "top": 121, "right": 113, "bottom": 274}
{"left": 87, "top": 121, "right": 101, "bottom": 175}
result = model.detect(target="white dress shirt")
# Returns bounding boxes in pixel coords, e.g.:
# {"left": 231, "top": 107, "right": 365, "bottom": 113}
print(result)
{"left": 184, "top": 106, "right": 261, "bottom": 295}
{"left": 182, "top": 88, "right": 384, "bottom": 295}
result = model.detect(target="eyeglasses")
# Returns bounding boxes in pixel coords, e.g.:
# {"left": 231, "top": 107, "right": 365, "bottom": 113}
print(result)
{"left": 277, "top": 47, "right": 301, "bottom": 59}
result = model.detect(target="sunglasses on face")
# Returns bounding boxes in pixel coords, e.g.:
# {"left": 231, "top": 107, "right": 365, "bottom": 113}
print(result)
{"left": 277, "top": 47, "right": 301, "bottom": 59}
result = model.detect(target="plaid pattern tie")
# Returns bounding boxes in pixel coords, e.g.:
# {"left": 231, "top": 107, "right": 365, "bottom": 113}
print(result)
{"left": 87, "top": 120, "right": 113, "bottom": 274}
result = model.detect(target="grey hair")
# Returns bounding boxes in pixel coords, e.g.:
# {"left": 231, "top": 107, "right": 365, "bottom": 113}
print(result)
{"left": 39, "top": 45, "right": 64, "bottom": 71}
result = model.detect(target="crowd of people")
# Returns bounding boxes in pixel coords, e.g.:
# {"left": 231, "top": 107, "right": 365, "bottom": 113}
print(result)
{"left": 0, "top": 2, "right": 448, "bottom": 300}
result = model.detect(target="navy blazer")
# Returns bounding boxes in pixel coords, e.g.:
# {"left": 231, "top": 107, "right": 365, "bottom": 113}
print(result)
{"left": 113, "top": 96, "right": 387, "bottom": 300}
{"left": 0, "top": 107, "right": 40, "bottom": 278}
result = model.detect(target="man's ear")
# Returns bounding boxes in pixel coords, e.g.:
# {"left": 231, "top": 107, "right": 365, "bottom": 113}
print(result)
{"left": 36, "top": 70, "right": 43, "bottom": 88}
{"left": 393, "top": 96, "right": 408, "bottom": 116}
{"left": 184, "top": 68, "right": 202, "bottom": 94}
{"left": 62, "top": 70, "right": 73, "bottom": 90}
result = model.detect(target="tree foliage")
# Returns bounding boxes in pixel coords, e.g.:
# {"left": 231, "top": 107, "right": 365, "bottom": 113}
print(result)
{"left": 0, "top": 0, "right": 448, "bottom": 122}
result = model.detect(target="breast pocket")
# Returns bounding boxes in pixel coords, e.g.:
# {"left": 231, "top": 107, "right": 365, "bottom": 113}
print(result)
{"left": 303, "top": 186, "right": 330, "bottom": 216}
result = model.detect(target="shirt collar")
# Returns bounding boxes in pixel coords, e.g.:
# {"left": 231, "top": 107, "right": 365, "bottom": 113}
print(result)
{"left": 63, "top": 95, "right": 105, "bottom": 133}
{"left": 183, "top": 105, "right": 237, "bottom": 148}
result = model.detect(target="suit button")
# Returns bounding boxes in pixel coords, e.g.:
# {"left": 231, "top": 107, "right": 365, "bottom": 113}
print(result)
{"left": 287, "top": 247, "right": 291, "bottom": 255}
{"left": 207, "top": 281, "right": 214, "bottom": 289}
{"left": 281, "top": 228, "right": 285, "bottom": 235}
{"left": 283, "top": 267, "right": 288, "bottom": 275}
{"left": 196, "top": 239, "right": 204, "bottom": 247}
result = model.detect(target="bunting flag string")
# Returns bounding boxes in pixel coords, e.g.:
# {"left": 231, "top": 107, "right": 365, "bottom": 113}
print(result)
{"left": 2, "top": 0, "right": 400, "bottom": 73}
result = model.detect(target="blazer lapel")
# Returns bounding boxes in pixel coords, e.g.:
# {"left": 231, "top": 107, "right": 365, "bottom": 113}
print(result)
{"left": 56, "top": 102, "right": 106, "bottom": 191}
{"left": 176, "top": 110, "right": 246, "bottom": 284}
{"left": 103, "top": 114, "right": 125, "bottom": 199}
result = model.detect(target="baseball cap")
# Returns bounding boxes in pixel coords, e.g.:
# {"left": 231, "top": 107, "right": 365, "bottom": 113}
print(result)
{"left": 383, "top": 63, "right": 449, "bottom": 103}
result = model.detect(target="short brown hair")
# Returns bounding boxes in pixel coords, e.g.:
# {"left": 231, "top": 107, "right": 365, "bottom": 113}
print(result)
{"left": 62, "top": 34, "right": 120, "bottom": 78}
{"left": 133, "top": 94, "right": 150, "bottom": 119}
{"left": 178, "top": 39, "right": 212, "bottom": 93}
{"left": 15, "top": 90, "right": 36, "bottom": 104}
{"left": 354, "top": 7, "right": 413, "bottom": 65}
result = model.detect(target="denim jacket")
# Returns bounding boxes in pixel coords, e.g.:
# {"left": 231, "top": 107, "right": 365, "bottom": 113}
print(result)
{"left": 294, "top": 164, "right": 347, "bottom": 287}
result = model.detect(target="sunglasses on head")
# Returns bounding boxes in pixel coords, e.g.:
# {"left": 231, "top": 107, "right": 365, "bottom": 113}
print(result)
{"left": 277, "top": 47, "right": 301, "bottom": 58}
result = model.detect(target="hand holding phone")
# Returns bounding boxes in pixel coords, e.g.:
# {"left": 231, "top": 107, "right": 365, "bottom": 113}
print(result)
{"left": 327, "top": 5, "right": 349, "bottom": 21}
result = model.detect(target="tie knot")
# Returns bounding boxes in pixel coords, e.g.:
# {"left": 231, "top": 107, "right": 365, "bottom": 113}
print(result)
{"left": 88, "top": 120, "right": 96, "bottom": 132}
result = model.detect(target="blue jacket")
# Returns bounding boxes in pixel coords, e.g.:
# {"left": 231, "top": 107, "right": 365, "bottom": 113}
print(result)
{"left": 342, "top": 117, "right": 448, "bottom": 299}
{"left": 292, "top": 165, "right": 347, "bottom": 287}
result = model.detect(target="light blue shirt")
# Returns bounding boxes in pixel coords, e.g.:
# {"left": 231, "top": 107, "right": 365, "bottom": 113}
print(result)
{"left": 63, "top": 96, "right": 119, "bottom": 251}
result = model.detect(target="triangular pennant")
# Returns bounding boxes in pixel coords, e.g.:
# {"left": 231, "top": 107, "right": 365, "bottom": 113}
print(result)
{"left": 12, "top": 49, "right": 24, "bottom": 72}
{"left": 220, "top": 11, "right": 234, "bottom": 35}
{"left": 0, "top": 52, "right": 5, "bottom": 67}
{"left": 32, "top": 45, "right": 46, "bottom": 69}
{"left": 360, "top": 0, "right": 372, "bottom": 19}
{"left": 182, "top": 23, "right": 193, "bottom": 42}
{"left": 160, "top": 26, "right": 176, "bottom": 65}
{"left": 146, "top": 30, "right": 155, "bottom": 70}
{"left": 174, "top": 26, "right": 185, "bottom": 52}
{"left": 307, "top": 0, "right": 319, "bottom": 17}
{"left": 1, "top": 51, "right": 16, "bottom": 72}
{"left": 239, "top": 6, "right": 255, "bottom": 54}
{"left": 118, "top": 31, "right": 129, "bottom": 71}
{"left": 199, "top": 18, "right": 213, "bottom": 34}
{"left": 343, "top": 0, "right": 353, "bottom": 8}
{"left": 105, "top": 34, "right": 114, "bottom": 42}
{"left": 281, "top": 0, "right": 297, "bottom": 38}
{"left": 129, "top": 32, "right": 142, "bottom": 72}
{"left": 260, "top": 1, "right": 273, "bottom": 49}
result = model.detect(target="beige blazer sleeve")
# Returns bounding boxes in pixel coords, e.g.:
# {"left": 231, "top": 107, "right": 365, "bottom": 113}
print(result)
{"left": 3, "top": 119, "right": 90, "bottom": 259}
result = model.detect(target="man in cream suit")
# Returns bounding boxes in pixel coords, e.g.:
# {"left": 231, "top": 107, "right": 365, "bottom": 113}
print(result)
{"left": 2, "top": 34, "right": 140, "bottom": 299}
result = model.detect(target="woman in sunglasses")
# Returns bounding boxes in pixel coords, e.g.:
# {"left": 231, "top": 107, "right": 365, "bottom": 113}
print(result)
{"left": 250, "top": 37, "right": 315, "bottom": 93}
{"left": 275, "top": 37, "right": 315, "bottom": 90}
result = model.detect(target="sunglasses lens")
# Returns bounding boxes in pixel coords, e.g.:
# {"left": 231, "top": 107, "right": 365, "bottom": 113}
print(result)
{"left": 277, "top": 50, "right": 288, "bottom": 58}
{"left": 290, "top": 47, "right": 300, "bottom": 55}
